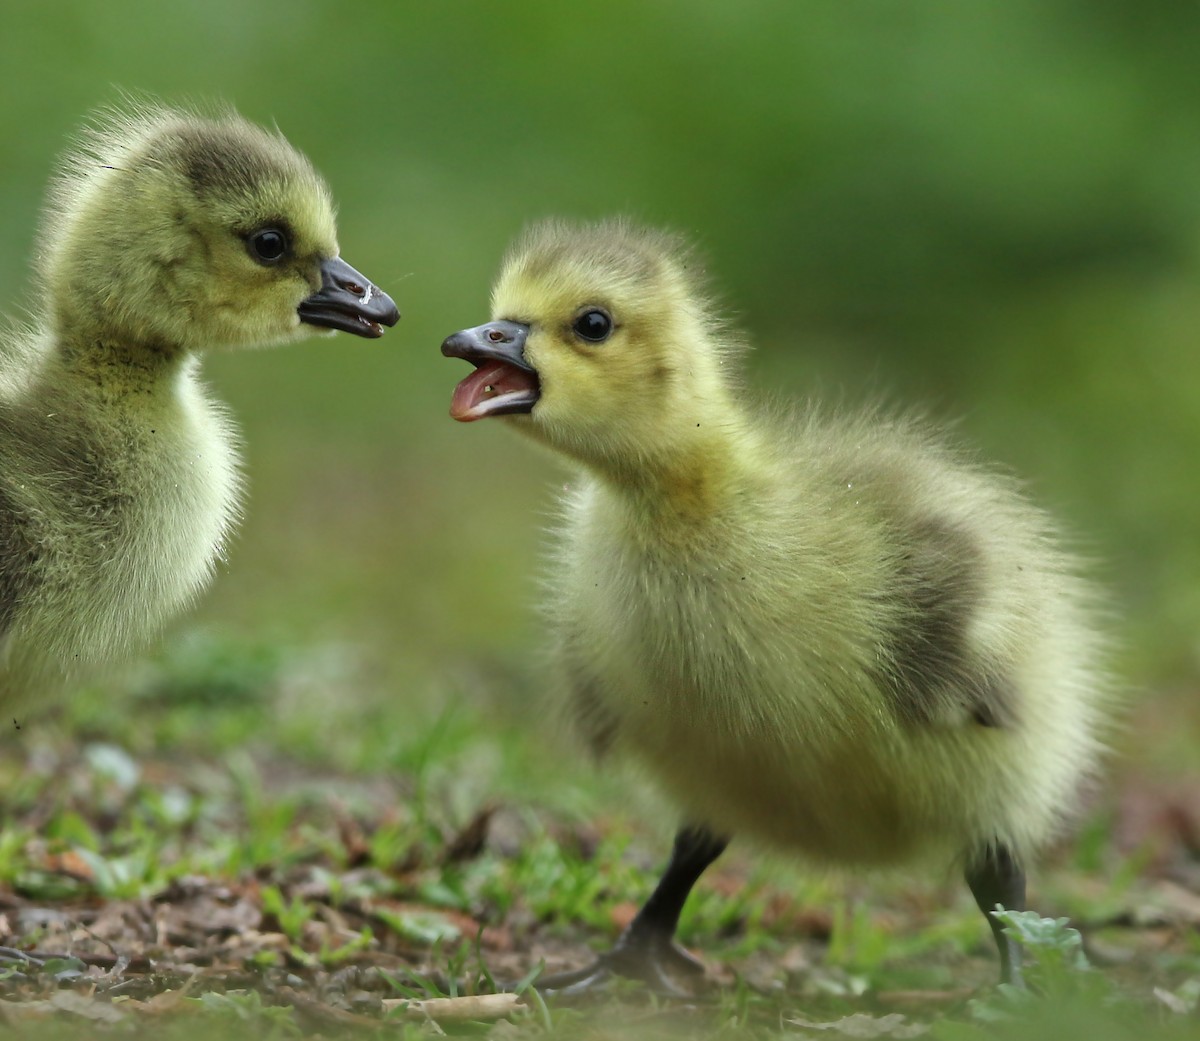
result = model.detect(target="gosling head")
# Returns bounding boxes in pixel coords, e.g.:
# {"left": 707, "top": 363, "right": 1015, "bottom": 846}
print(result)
{"left": 38, "top": 102, "right": 399, "bottom": 355}
{"left": 442, "top": 219, "right": 742, "bottom": 472}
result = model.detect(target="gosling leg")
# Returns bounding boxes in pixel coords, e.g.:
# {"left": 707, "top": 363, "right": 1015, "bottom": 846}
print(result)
{"left": 537, "top": 825, "right": 728, "bottom": 997}
{"left": 965, "top": 843, "right": 1025, "bottom": 985}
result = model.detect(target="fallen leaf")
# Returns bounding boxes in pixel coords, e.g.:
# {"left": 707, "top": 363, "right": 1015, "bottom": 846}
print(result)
{"left": 276, "top": 986, "right": 382, "bottom": 1028}
{"left": 787, "top": 1012, "right": 928, "bottom": 1038}
{"left": 9, "top": 991, "right": 129, "bottom": 1024}
{"left": 441, "top": 804, "right": 498, "bottom": 865}
{"left": 41, "top": 850, "right": 94, "bottom": 881}
{"left": 1114, "top": 774, "right": 1200, "bottom": 873}
{"left": 875, "top": 988, "right": 973, "bottom": 1005}
{"left": 609, "top": 901, "right": 638, "bottom": 932}
{"left": 126, "top": 977, "right": 201, "bottom": 1016}
{"left": 1153, "top": 979, "right": 1200, "bottom": 1015}
{"left": 384, "top": 993, "right": 524, "bottom": 1023}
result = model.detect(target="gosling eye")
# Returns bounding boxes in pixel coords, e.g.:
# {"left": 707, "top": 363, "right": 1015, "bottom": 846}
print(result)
{"left": 246, "top": 227, "right": 290, "bottom": 265}
{"left": 571, "top": 308, "right": 614, "bottom": 344}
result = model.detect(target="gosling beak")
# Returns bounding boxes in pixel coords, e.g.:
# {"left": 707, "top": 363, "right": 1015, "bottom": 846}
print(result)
{"left": 298, "top": 256, "right": 400, "bottom": 339}
{"left": 441, "top": 320, "right": 540, "bottom": 422}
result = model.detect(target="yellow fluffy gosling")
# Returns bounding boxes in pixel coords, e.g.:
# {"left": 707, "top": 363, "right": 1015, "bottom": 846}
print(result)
{"left": 442, "top": 219, "right": 1110, "bottom": 992}
{"left": 0, "top": 103, "right": 398, "bottom": 715}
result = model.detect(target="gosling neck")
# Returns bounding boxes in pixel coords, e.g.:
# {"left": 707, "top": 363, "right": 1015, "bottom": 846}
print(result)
{"left": 51, "top": 320, "right": 191, "bottom": 395}
{"left": 580, "top": 392, "right": 762, "bottom": 528}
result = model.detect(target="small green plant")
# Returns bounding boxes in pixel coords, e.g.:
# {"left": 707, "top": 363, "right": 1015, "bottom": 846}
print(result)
{"left": 374, "top": 906, "right": 463, "bottom": 945}
{"left": 194, "top": 990, "right": 300, "bottom": 1038}
{"left": 825, "top": 899, "right": 893, "bottom": 974}
{"left": 136, "top": 630, "right": 285, "bottom": 710}
{"left": 70, "top": 845, "right": 167, "bottom": 900}
{"left": 968, "top": 909, "right": 1114, "bottom": 1024}
{"left": 996, "top": 909, "right": 1088, "bottom": 985}
{"left": 259, "top": 884, "right": 315, "bottom": 943}
{"left": 317, "top": 924, "right": 374, "bottom": 967}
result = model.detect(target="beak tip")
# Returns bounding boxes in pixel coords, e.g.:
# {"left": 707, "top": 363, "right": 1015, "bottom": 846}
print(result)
{"left": 440, "top": 330, "right": 468, "bottom": 358}
{"left": 298, "top": 258, "right": 401, "bottom": 339}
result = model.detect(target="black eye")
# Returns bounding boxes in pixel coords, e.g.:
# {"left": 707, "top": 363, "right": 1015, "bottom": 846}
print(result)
{"left": 247, "top": 228, "right": 289, "bottom": 265}
{"left": 572, "top": 308, "right": 613, "bottom": 343}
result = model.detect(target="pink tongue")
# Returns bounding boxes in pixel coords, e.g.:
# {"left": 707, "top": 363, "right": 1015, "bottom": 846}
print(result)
{"left": 449, "top": 360, "right": 538, "bottom": 422}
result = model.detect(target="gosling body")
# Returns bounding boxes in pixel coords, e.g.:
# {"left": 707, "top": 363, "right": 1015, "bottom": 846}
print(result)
{"left": 553, "top": 409, "right": 1100, "bottom": 868}
{"left": 443, "top": 219, "right": 1109, "bottom": 989}
{"left": 0, "top": 103, "right": 398, "bottom": 711}
{"left": 0, "top": 340, "right": 239, "bottom": 703}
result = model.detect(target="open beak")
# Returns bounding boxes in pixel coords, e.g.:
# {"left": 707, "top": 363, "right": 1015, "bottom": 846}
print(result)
{"left": 441, "top": 320, "right": 540, "bottom": 421}
{"left": 298, "top": 256, "right": 400, "bottom": 339}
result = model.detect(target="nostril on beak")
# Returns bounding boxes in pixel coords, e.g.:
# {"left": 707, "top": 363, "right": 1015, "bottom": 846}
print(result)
{"left": 336, "top": 276, "right": 373, "bottom": 305}
{"left": 487, "top": 329, "right": 507, "bottom": 343}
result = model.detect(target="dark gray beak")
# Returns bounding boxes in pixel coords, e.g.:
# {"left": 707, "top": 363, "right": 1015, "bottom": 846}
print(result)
{"left": 440, "top": 320, "right": 534, "bottom": 370}
{"left": 298, "top": 256, "right": 400, "bottom": 339}
{"left": 442, "top": 320, "right": 539, "bottom": 421}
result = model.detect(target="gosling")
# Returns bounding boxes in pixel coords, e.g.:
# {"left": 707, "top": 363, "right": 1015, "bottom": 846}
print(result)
{"left": 0, "top": 103, "right": 398, "bottom": 714}
{"left": 442, "top": 219, "right": 1110, "bottom": 992}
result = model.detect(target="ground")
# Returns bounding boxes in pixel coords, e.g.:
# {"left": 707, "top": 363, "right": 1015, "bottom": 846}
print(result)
{"left": 0, "top": 634, "right": 1197, "bottom": 1040}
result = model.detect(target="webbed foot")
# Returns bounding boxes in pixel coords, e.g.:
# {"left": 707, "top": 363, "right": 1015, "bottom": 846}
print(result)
{"left": 537, "top": 930, "right": 708, "bottom": 997}
{"left": 536, "top": 825, "right": 727, "bottom": 999}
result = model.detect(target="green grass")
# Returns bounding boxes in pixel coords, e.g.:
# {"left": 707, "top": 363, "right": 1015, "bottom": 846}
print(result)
{"left": 0, "top": 635, "right": 1196, "bottom": 1040}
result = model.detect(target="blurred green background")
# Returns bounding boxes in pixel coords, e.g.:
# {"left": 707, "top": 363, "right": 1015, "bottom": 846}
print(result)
{"left": 1, "top": 0, "right": 1197, "bottom": 781}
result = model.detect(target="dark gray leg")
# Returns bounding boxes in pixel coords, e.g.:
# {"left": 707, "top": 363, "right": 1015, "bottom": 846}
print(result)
{"left": 965, "top": 843, "right": 1025, "bottom": 985}
{"left": 537, "top": 825, "right": 729, "bottom": 996}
